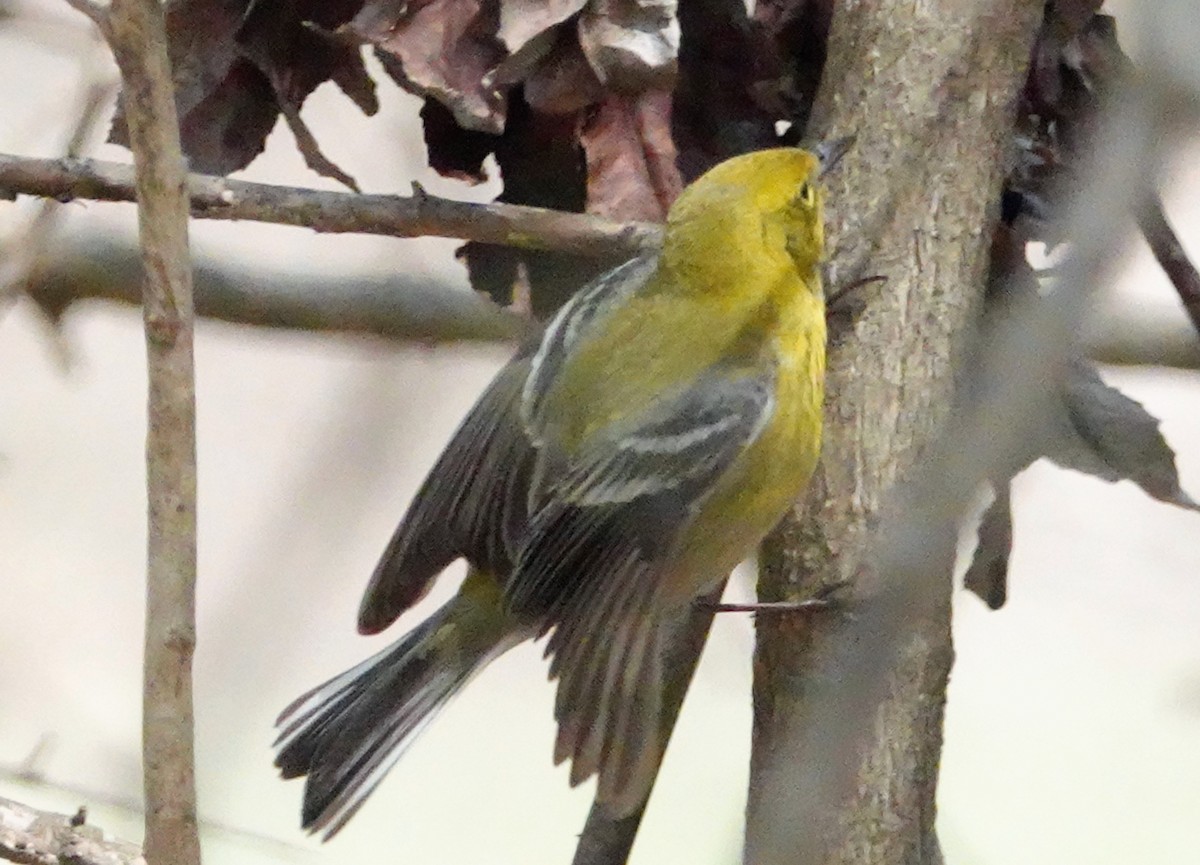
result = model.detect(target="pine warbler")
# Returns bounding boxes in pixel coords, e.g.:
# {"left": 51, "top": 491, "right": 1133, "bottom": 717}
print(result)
{"left": 275, "top": 145, "right": 838, "bottom": 836}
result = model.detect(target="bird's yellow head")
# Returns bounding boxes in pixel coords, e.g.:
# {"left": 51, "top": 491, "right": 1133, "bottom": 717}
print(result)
{"left": 662, "top": 148, "right": 826, "bottom": 289}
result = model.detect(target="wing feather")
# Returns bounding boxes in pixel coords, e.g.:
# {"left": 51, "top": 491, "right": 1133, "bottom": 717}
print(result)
{"left": 508, "top": 359, "right": 777, "bottom": 813}
{"left": 557, "top": 369, "right": 775, "bottom": 506}
{"left": 523, "top": 254, "right": 658, "bottom": 442}
{"left": 357, "top": 358, "right": 535, "bottom": 634}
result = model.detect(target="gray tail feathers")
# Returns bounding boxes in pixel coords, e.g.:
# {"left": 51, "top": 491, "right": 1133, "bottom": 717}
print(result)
{"left": 274, "top": 593, "right": 521, "bottom": 838}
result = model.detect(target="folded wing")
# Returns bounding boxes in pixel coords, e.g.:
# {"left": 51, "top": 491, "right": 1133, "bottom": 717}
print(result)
{"left": 510, "top": 360, "right": 777, "bottom": 813}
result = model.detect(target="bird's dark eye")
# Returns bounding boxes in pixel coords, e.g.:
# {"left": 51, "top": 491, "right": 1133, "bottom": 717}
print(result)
{"left": 797, "top": 182, "right": 815, "bottom": 207}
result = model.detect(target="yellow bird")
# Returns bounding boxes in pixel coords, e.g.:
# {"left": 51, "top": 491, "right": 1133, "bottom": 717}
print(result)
{"left": 275, "top": 144, "right": 842, "bottom": 837}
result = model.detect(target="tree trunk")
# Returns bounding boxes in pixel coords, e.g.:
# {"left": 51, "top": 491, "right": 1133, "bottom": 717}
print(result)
{"left": 748, "top": 2, "right": 1044, "bottom": 863}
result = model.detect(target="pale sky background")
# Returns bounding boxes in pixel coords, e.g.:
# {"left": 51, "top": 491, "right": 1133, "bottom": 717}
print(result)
{"left": 1, "top": 2, "right": 1198, "bottom": 865}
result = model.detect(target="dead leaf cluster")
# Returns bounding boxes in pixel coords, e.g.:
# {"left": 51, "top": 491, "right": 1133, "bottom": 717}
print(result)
{"left": 965, "top": 4, "right": 1200, "bottom": 608}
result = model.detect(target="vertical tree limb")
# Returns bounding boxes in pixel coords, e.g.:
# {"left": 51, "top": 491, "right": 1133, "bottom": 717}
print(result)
{"left": 1137, "top": 195, "right": 1200, "bottom": 338}
{"left": 570, "top": 583, "right": 724, "bottom": 865}
{"left": 748, "top": 2, "right": 1044, "bottom": 863}
{"left": 66, "top": 1, "right": 203, "bottom": 864}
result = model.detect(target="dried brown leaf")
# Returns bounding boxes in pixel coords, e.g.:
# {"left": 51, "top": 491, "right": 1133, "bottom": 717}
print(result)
{"left": 578, "top": 0, "right": 679, "bottom": 93}
{"left": 968, "top": 229, "right": 1198, "bottom": 607}
{"left": 522, "top": 28, "right": 606, "bottom": 115}
{"left": 238, "top": 1, "right": 372, "bottom": 188}
{"left": 420, "top": 98, "right": 497, "bottom": 183}
{"left": 238, "top": 1, "right": 375, "bottom": 109}
{"left": 1051, "top": 359, "right": 1200, "bottom": 511}
{"left": 674, "top": 0, "right": 785, "bottom": 180}
{"left": 580, "top": 90, "right": 682, "bottom": 222}
{"left": 1050, "top": 0, "right": 1105, "bottom": 33}
{"left": 111, "top": 0, "right": 370, "bottom": 179}
{"left": 751, "top": 0, "right": 832, "bottom": 134}
{"left": 962, "top": 358, "right": 1199, "bottom": 611}
{"left": 497, "top": 0, "right": 587, "bottom": 54}
{"left": 451, "top": 101, "right": 596, "bottom": 316}
{"left": 111, "top": 0, "right": 277, "bottom": 174}
{"left": 352, "top": 0, "right": 508, "bottom": 133}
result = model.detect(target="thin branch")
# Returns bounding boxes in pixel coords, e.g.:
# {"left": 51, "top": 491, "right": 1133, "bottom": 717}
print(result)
{"left": 0, "top": 768, "right": 323, "bottom": 862}
{"left": 19, "top": 232, "right": 1199, "bottom": 364}
{"left": 0, "top": 795, "right": 141, "bottom": 865}
{"left": 0, "top": 153, "right": 663, "bottom": 261}
{"left": 570, "top": 583, "right": 724, "bottom": 865}
{"left": 85, "top": 0, "right": 202, "bottom": 863}
{"left": 1137, "top": 194, "right": 1200, "bottom": 338}
{"left": 0, "top": 72, "right": 116, "bottom": 307}
{"left": 1084, "top": 315, "right": 1200, "bottom": 368}
{"left": 24, "top": 239, "right": 525, "bottom": 344}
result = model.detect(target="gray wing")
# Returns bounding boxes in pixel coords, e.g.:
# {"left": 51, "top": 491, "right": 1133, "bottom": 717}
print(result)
{"left": 522, "top": 254, "right": 658, "bottom": 443}
{"left": 357, "top": 357, "right": 536, "bottom": 634}
{"left": 357, "top": 252, "right": 658, "bottom": 636}
{"left": 505, "top": 360, "right": 776, "bottom": 814}
{"left": 554, "top": 369, "right": 776, "bottom": 506}
{"left": 508, "top": 362, "right": 776, "bottom": 614}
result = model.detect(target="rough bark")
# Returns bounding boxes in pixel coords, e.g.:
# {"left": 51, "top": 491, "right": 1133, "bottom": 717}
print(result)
{"left": 748, "top": 3, "right": 1044, "bottom": 864}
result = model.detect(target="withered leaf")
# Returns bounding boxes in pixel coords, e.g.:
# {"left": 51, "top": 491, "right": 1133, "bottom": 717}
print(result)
{"left": 580, "top": 90, "right": 682, "bottom": 222}
{"left": 238, "top": 0, "right": 375, "bottom": 111}
{"left": 111, "top": 0, "right": 277, "bottom": 174}
{"left": 496, "top": 0, "right": 588, "bottom": 54}
{"left": 674, "top": 0, "right": 786, "bottom": 180}
{"left": 454, "top": 101, "right": 598, "bottom": 317}
{"left": 239, "top": 0, "right": 374, "bottom": 188}
{"left": 578, "top": 0, "right": 680, "bottom": 93}
{"left": 351, "top": 0, "right": 508, "bottom": 134}
{"left": 963, "top": 482, "right": 1012, "bottom": 610}
{"left": 964, "top": 357, "right": 1199, "bottom": 609}
{"left": 420, "top": 98, "right": 498, "bottom": 183}
{"left": 111, "top": 0, "right": 370, "bottom": 184}
{"left": 751, "top": 0, "right": 833, "bottom": 136}
{"left": 1050, "top": 0, "right": 1105, "bottom": 33}
{"left": 1051, "top": 359, "right": 1199, "bottom": 511}
{"left": 522, "top": 27, "right": 606, "bottom": 115}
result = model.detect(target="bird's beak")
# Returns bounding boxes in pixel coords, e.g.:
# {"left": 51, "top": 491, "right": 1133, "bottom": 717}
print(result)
{"left": 817, "top": 136, "right": 855, "bottom": 177}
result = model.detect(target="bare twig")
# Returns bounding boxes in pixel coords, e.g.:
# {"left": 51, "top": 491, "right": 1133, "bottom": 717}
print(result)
{"left": 0, "top": 795, "right": 142, "bottom": 865}
{"left": 0, "top": 74, "right": 116, "bottom": 308}
{"left": 15, "top": 231, "right": 1198, "bottom": 363}
{"left": 0, "top": 768, "right": 323, "bottom": 862}
{"left": 25, "top": 238, "right": 525, "bottom": 344}
{"left": 71, "top": 0, "right": 203, "bottom": 863}
{"left": 1085, "top": 315, "right": 1200, "bottom": 368}
{"left": 0, "top": 153, "right": 663, "bottom": 261}
{"left": 1137, "top": 194, "right": 1200, "bottom": 338}
{"left": 570, "top": 583, "right": 724, "bottom": 865}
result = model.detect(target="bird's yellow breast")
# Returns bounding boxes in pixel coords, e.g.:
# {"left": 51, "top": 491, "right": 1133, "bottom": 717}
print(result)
{"left": 666, "top": 287, "right": 826, "bottom": 603}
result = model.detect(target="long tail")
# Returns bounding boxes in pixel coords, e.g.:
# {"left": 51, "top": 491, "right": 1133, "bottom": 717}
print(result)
{"left": 274, "top": 573, "right": 526, "bottom": 838}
